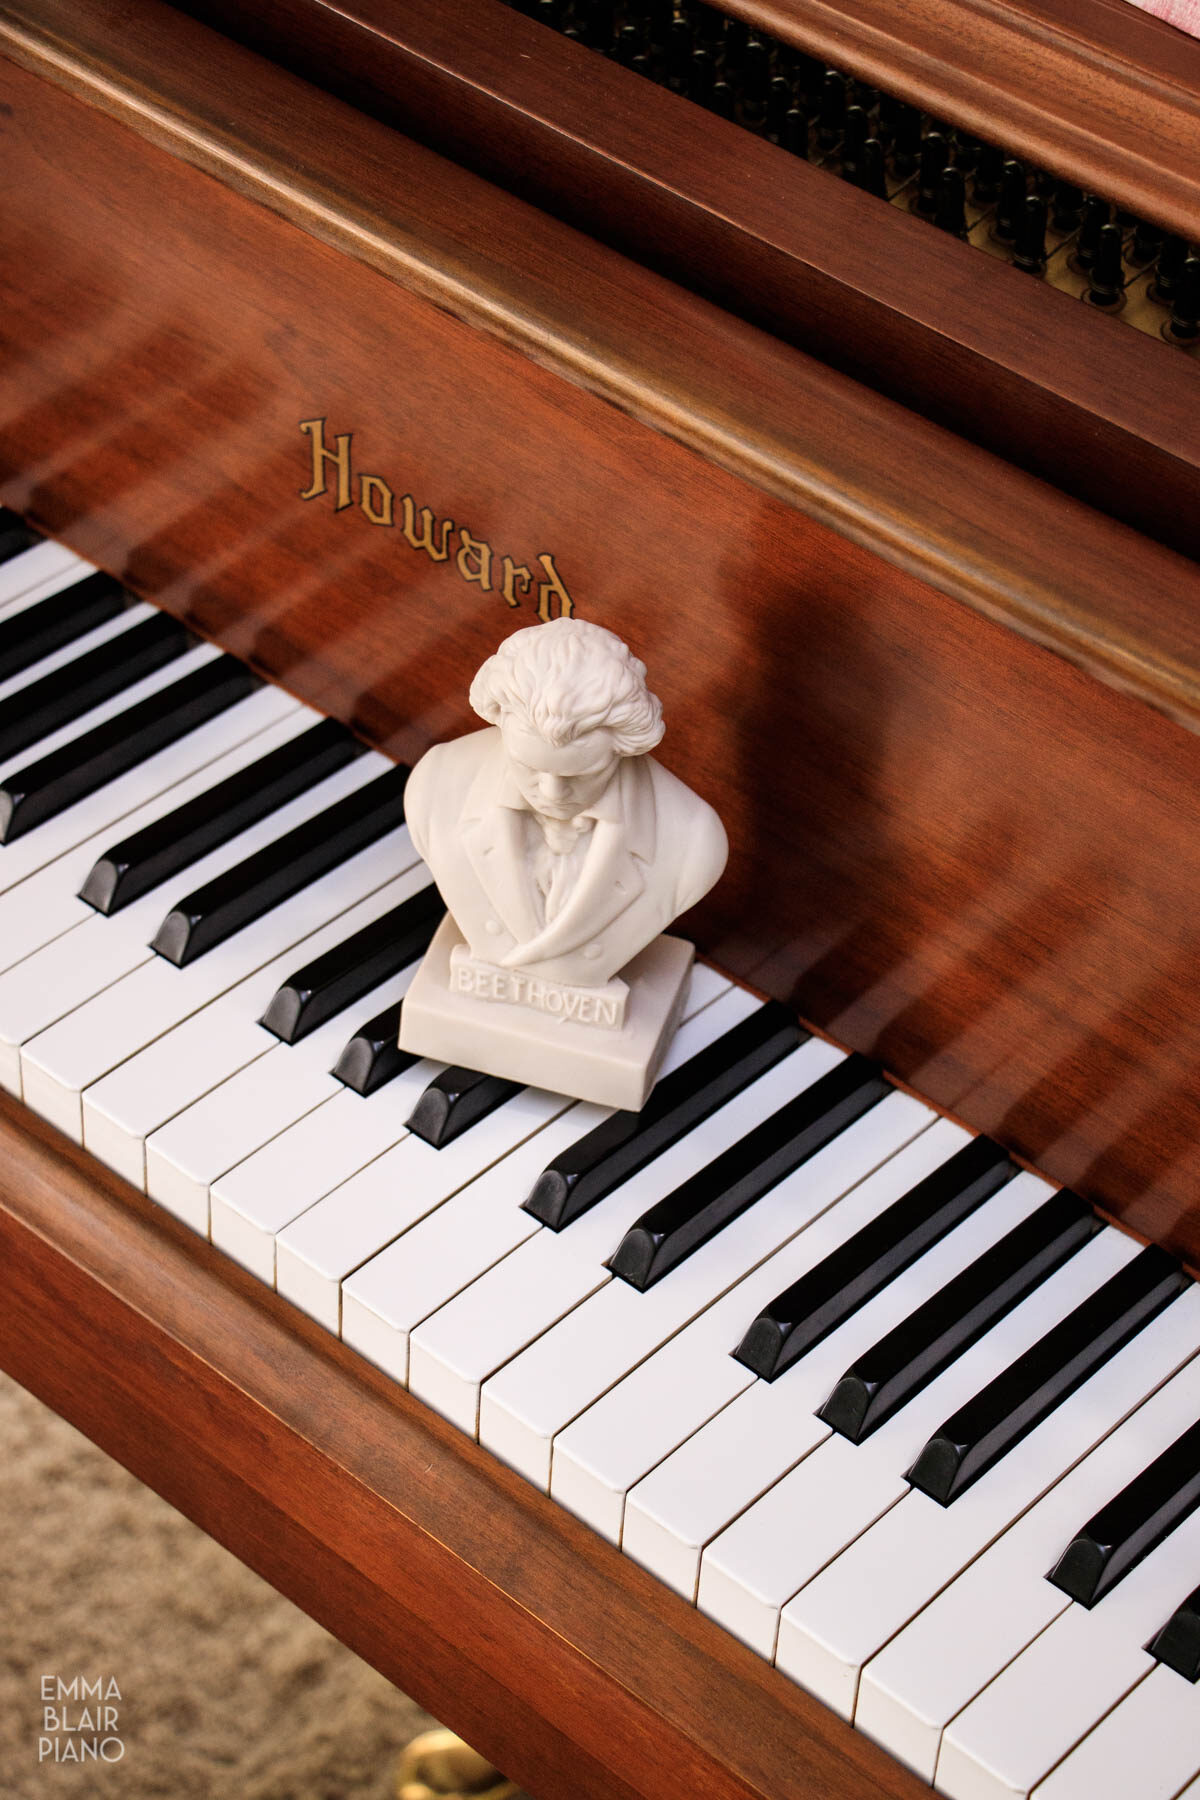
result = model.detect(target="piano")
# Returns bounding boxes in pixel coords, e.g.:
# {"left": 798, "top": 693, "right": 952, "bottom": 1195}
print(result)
{"left": 2, "top": 3, "right": 1200, "bottom": 1797}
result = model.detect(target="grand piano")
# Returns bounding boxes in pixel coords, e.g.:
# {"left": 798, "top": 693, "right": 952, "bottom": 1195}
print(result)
{"left": 3, "top": 2, "right": 1200, "bottom": 1795}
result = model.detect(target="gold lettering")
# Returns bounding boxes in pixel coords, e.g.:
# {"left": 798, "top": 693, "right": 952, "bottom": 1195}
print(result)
{"left": 359, "top": 473, "right": 394, "bottom": 526}
{"left": 456, "top": 528, "right": 493, "bottom": 590}
{"left": 536, "top": 552, "right": 575, "bottom": 622}
{"left": 500, "top": 556, "right": 532, "bottom": 609}
{"left": 401, "top": 495, "right": 454, "bottom": 561}
{"left": 299, "top": 418, "right": 352, "bottom": 509}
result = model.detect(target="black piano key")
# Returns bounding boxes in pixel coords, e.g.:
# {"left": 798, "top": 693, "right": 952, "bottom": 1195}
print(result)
{"left": 1147, "top": 1581, "right": 1200, "bottom": 1681}
{"left": 0, "top": 609, "right": 189, "bottom": 765}
{"left": 735, "top": 1134, "right": 1017, "bottom": 1383}
{"left": 0, "top": 570, "right": 126, "bottom": 683}
{"left": 260, "top": 880, "right": 443, "bottom": 1044}
{"left": 151, "top": 760, "right": 409, "bottom": 967}
{"left": 908, "top": 1245, "right": 1188, "bottom": 1507}
{"left": 0, "top": 654, "right": 257, "bottom": 845}
{"left": 80, "top": 714, "right": 358, "bottom": 913}
{"left": 407, "top": 1066, "right": 523, "bottom": 1149}
{"left": 819, "top": 1189, "right": 1097, "bottom": 1443}
{"left": 80, "top": 717, "right": 359, "bottom": 916}
{"left": 0, "top": 508, "right": 39, "bottom": 564}
{"left": 608, "top": 1052, "right": 888, "bottom": 1293}
{"left": 524, "top": 1000, "right": 806, "bottom": 1231}
{"left": 332, "top": 1000, "right": 417, "bottom": 1097}
{"left": 1050, "top": 1416, "right": 1200, "bottom": 1608}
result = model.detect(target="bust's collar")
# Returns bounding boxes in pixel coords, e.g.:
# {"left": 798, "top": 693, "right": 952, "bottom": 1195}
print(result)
{"left": 464, "top": 728, "right": 656, "bottom": 858}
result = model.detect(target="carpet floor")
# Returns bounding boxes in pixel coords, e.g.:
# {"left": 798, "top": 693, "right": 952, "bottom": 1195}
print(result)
{"left": 0, "top": 1371, "right": 438, "bottom": 1798}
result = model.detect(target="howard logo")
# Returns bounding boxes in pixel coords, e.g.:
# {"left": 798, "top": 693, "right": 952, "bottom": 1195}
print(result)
{"left": 299, "top": 419, "right": 576, "bottom": 622}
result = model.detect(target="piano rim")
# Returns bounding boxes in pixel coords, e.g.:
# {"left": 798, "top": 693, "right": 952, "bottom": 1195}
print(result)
{"left": 5, "top": 0, "right": 1200, "bottom": 743}
{"left": 0, "top": 1082, "right": 934, "bottom": 1800}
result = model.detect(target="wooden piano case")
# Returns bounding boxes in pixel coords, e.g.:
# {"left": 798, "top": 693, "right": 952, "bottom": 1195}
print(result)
{"left": 2, "top": 2, "right": 1200, "bottom": 1795}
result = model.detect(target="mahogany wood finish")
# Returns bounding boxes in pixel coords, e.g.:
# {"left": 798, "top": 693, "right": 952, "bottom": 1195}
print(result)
{"left": 6, "top": 5, "right": 1200, "bottom": 1268}
{"left": 173, "top": 0, "right": 1200, "bottom": 563}
{"left": 0, "top": 1093, "right": 933, "bottom": 1800}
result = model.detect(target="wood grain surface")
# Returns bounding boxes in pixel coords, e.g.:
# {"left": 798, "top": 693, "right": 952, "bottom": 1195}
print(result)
{"left": 4, "top": 5, "right": 1200, "bottom": 1264}
{"left": 0, "top": 1091, "right": 935, "bottom": 1800}
{"left": 172, "top": 0, "right": 1200, "bottom": 564}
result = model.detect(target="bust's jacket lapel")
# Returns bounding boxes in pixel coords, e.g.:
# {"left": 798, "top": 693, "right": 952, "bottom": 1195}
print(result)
{"left": 461, "top": 750, "right": 543, "bottom": 946}
{"left": 501, "top": 757, "right": 656, "bottom": 970}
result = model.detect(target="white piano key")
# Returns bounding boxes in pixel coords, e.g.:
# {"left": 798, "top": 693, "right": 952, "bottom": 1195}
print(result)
{"left": 553, "top": 1115, "right": 963, "bottom": 1544}
{"left": 937, "top": 1499, "right": 1200, "bottom": 1800}
{"left": 0, "top": 598, "right": 158, "bottom": 707}
{"left": 207, "top": 1065, "right": 439, "bottom": 1279}
{"left": 619, "top": 1159, "right": 1046, "bottom": 1602}
{"left": 218, "top": 963, "right": 730, "bottom": 1301}
{"left": 341, "top": 1103, "right": 605, "bottom": 1385}
{"left": 0, "top": 690, "right": 307, "bottom": 979}
{"left": 482, "top": 1087, "right": 934, "bottom": 1490}
{"left": 276, "top": 1086, "right": 574, "bottom": 1332}
{"left": 0, "top": 541, "right": 93, "bottom": 614}
{"left": 0, "top": 680, "right": 300, "bottom": 901}
{"left": 774, "top": 1285, "right": 1200, "bottom": 1729}
{"left": 408, "top": 1035, "right": 844, "bottom": 1444}
{"left": 855, "top": 1330, "right": 1200, "bottom": 1781}
{"left": 84, "top": 864, "right": 432, "bottom": 1190}
{"left": 701, "top": 1225, "right": 1135, "bottom": 1662}
{"left": 1031, "top": 1665, "right": 1200, "bottom": 1799}
{"left": 18, "top": 758, "right": 411, "bottom": 1135}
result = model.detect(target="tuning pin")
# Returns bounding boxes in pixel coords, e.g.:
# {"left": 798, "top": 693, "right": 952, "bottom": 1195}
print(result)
{"left": 722, "top": 14, "right": 749, "bottom": 69}
{"left": 692, "top": 2, "right": 725, "bottom": 48}
{"left": 817, "top": 69, "right": 847, "bottom": 149}
{"left": 765, "top": 74, "right": 793, "bottom": 142}
{"left": 890, "top": 102, "right": 923, "bottom": 175}
{"left": 783, "top": 102, "right": 810, "bottom": 158}
{"left": 1031, "top": 166, "right": 1056, "bottom": 199}
{"left": 933, "top": 165, "right": 969, "bottom": 238}
{"left": 1012, "top": 194, "right": 1048, "bottom": 273}
{"left": 575, "top": 0, "right": 615, "bottom": 48}
{"left": 686, "top": 43, "right": 715, "bottom": 103}
{"left": 992, "top": 161, "right": 1026, "bottom": 242}
{"left": 1152, "top": 234, "right": 1189, "bottom": 304}
{"left": 1051, "top": 181, "right": 1084, "bottom": 231}
{"left": 971, "top": 143, "right": 1004, "bottom": 206}
{"left": 850, "top": 80, "right": 880, "bottom": 112}
{"left": 1085, "top": 223, "right": 1126, "bottom": 307}
{"left": 792, "top": 52, "right": 825, "bottom": 115}
{"left": 1164, "top": 255, "right": 1200, "bottom": 342}
{"left": 645, "top": 0, "right": 674, "bottom": 50}
{"left": 857, "top": 137, "right": 888, "bottom": 200}
{"left": 840, "top": 104, "right": 870, "bottom": 181}
{"left": 740, "top": 35, "right": 770, "bottom": 91}
{"left": 665, "top": 15, "right": 692, "bottom": 87}
{"left": 709, "top": 74, "right": 735, "bottom": 118}
{"left": 1128, "top": 219, "right": 1165, "bottom": 266}
{"left": 914, "top": 131, "right": 949, "bottom": 217}
{"left": 1073, "top": 196, "right": 1110, "bottom": 270}
{"left": 952, "top": 131, "right": 981, "bottom": 174}
{"left": 615, "top": 22, "right": 645, "bottom": 68}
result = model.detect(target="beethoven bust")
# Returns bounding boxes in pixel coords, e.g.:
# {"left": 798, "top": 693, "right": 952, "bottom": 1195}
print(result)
{"left": 403, "top": 618, "right": 727, "bottom": 990}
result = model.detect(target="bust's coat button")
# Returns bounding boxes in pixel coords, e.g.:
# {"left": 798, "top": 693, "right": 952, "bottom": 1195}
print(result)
{"left": 582, "top": 943, "right": 603, "bottom": 960}
{"left": 484, "top": 918, "right": 502, "bottom": 935}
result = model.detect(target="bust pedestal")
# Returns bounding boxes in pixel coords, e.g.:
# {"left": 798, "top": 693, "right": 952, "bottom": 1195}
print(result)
{"left": 398, "top": 915, "right": 695, "bottom": 1110}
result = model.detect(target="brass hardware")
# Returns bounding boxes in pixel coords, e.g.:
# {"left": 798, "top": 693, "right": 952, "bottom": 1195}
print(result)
{"left": 396, "top": 1727, "right": 520, "bottom": 1800}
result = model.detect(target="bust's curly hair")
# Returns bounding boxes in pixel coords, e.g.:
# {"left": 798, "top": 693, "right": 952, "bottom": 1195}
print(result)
{"left": 469, "top": 618, "right": 664, "bottom": 756}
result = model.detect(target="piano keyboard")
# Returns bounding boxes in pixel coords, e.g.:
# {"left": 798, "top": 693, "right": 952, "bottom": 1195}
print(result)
{"left": 4, "top": 517, "right": 1200, "bottom": 1800}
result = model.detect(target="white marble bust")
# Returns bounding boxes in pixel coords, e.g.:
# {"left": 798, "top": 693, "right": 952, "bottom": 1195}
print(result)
{"left": 399, "top": 618, "right": 728, "bottom": 1108}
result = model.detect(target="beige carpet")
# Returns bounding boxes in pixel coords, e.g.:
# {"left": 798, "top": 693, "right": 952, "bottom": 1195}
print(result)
{"left": 0, "top": 1371, "right": 438, "bottom": 1798}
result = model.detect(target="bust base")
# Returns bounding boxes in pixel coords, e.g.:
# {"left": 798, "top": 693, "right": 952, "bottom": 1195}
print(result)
{"left": 398, "top": 916, "right": 695, "bottom": 1110}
